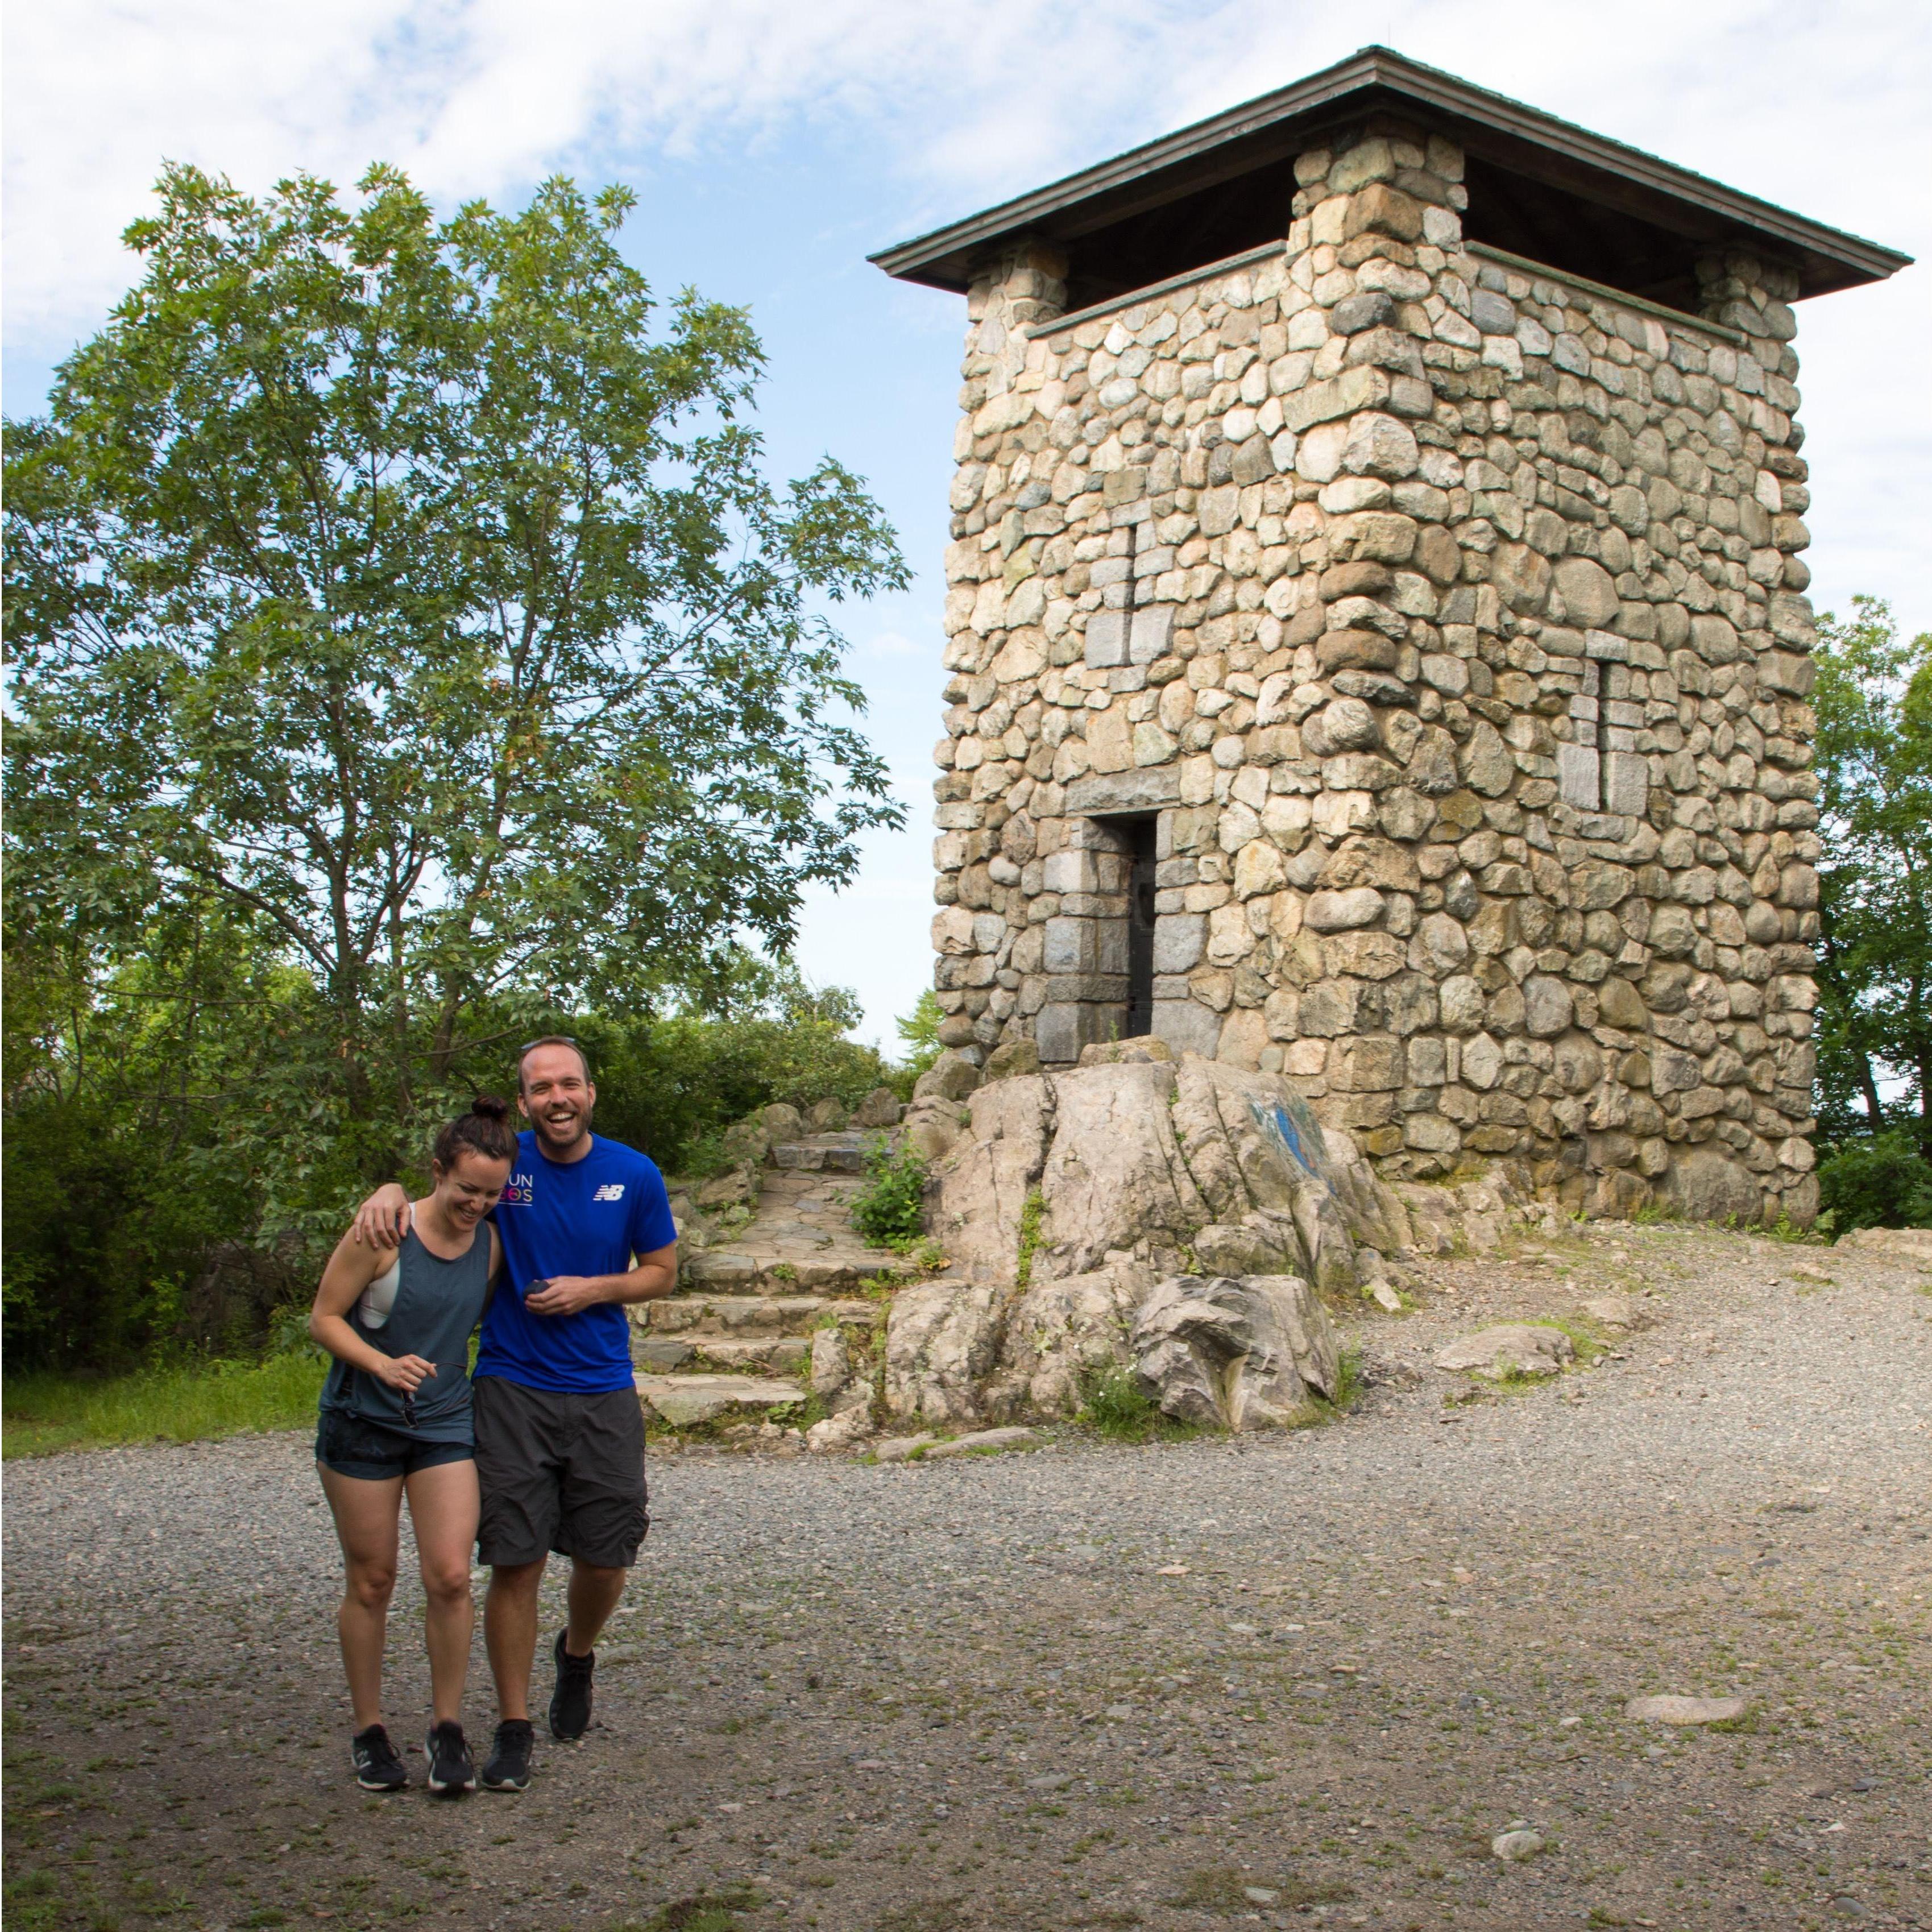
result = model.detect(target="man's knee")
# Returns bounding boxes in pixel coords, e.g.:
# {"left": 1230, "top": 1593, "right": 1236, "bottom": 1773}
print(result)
{"left": 489, "top": 1557, "right": 547, "bottom": 1598}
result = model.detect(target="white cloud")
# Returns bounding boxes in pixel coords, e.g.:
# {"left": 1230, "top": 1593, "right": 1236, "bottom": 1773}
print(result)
{"left": 14, "top": 3, "right": 1924, "bottom": 346}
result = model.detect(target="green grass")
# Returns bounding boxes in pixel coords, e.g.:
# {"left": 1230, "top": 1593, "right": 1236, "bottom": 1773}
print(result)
{"left": 1326, "top": 1344, "right": 1363, "bottom": 1411}
{"left": 618, "top": 1884, "right": 766, "bottom": 1932}
{"left": 1077, "top": 1365, "right": 1204, "bottom": 1444}
{"left": 3, "top": 1350, "right": 326, "bottom": 1458}
{"left": 1166, "top": 1867, "right": 1353, "bottom": 1912}
{"left": 1014, "top": 1186, "right": 1046, "bottom": 1288}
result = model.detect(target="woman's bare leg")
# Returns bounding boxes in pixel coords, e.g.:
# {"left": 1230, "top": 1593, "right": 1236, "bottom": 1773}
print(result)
{"left": 404, "top": 1459, "right": 481, "bottom": 1725}
{"left": 318, "top": 1464, "right": 403, "bottom": 1730}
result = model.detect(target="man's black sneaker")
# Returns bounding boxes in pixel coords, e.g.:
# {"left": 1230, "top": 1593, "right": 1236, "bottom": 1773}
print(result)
{"left": 549, "top": 1630, "right": 595, "bottom": 1740}
{"left": 425, "top": 1720, "right": 475, "bottom": 1797}
{"left": 480, "top": 1719, "right": 534, "bottom": 1792}
{"left": 351, "top": 1724, "right": 408, "bottom": 1792}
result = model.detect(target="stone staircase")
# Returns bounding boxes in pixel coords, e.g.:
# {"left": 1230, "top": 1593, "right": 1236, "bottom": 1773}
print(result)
{"left": 633, "top": 1133, "right": 903, "bottom": 1428}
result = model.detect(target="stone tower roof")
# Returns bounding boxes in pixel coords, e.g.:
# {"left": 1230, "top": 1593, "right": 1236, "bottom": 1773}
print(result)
{"left": 872, "top": 45, "right": 1910, "bottom": 317}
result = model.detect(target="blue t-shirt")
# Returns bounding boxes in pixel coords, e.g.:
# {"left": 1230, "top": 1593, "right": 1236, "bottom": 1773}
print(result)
{"left": 474, "top": 1130, "right": 677, "bottom": 1394}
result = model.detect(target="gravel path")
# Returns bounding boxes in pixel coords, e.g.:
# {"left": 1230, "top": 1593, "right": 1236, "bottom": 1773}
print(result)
{"left": 6, "top": 1222, "right": 1930, "bottom": 1932}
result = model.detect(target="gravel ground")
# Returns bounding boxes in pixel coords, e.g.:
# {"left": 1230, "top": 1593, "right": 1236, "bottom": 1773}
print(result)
{"left": 6, "top": 1221, "right": 1930, "bottom": 1932}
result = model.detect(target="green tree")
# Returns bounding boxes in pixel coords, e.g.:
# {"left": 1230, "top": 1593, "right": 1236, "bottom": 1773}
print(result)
{"left": 5, "top": 164, "right": 906, "bottom": 1224}
{"left": 1, "top": 901, "right": 291, "bottom": 1363}
{"left": 1811, "top": 596, "right": 1932, "bottom": 1152}
{"left": 893, "top": 988, "right": 944, "bottom": 1089}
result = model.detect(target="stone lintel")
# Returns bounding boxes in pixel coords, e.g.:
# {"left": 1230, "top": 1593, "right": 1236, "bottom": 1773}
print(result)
{"left": 1067, "top": 768, "right": 1181, "bottom": 815}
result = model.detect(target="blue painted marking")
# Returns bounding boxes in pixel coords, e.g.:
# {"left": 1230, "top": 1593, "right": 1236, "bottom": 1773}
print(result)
{"left": 1255, "top": 1100, "right": 1313, "bottom": 1174}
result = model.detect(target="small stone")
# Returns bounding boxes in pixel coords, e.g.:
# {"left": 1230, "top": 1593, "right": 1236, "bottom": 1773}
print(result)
{"left": 1434, "top": 1324, "right": 1574, "bottom": 1379}
{"left": 1581, "top": 1295, "right": 1638, "bottom": 1329}
{"left": 635, "top": 1373, "right": 806, "bottom": 1428}
{"left": 1025, "top": 1773, "right": 1071, "bottom": 1791}
{"left": 1369, "top": 1282, "right": 1403, "bottom": 1313}
{"left": 694, "top": 1165, "right": 758, "bottom": 1209}
{"left": 809, "top": 1326, "right": 852, "bottom": 1400}
{"left": 983, "top": 1038, "right": 1043, "bottom": 1081}
{"left": 849, "top": 1086, "right": 904, "bottom": 1129}
{"left": 1624, "top": 1695, "right": 1748, "bottom": 1725}
{"left": 870, "top": 1434, "right": 937, "bottom": 1462}
{"left": 1490, "top": 1828, "right": 1544, "bottom": 1861}
{"left": 921, "top": 1426, "right": 1042, "bottom": 1459}
{"left": 1077, "top": 1037, "right": 1174, "bottom": 1065}
{"left": 804, "top": 1408, "right": 876, "bottom": 1454}
{"left": 913, "top": 1049, "right": 983, "bottom": 1102}
{"left": 1243, "top": 1885, "right": 1279, "bottom": 1904}
{"left": 1305, "top": 885, "right": 1384, "bottom": 931}
{"left": 633, "top": 1338, "right": 694, "bottom": 1371}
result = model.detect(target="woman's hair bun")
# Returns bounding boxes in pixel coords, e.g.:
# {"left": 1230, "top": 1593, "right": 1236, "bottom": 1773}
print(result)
{"left": 435, "top": 1093, "right": 517, "bottom": 1168}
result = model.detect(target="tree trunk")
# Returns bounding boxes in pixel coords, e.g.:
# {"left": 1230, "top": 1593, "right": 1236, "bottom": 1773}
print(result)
{"left": 1859, "top": 1052, "right": 1885, "bottom": 1134}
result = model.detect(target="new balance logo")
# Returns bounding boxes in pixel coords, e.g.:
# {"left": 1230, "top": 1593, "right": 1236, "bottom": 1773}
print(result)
{"left": 592, "top": 1183, "right": 625, "bottom": 1202}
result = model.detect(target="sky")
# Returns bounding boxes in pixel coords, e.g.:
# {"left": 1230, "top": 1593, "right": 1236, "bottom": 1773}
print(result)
{"left": 6, "top": 0, "right": 1928, "bottom": 1052}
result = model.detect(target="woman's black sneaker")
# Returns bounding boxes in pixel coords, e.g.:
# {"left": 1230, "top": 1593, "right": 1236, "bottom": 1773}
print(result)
{"left": 425, "top": 1720, "right": 475, "bottom": 1797}
{"left": 549, "top": 1630, "right": 595, "bottom": 1740}
{"left": 351, "top": 1724, "right": 408, "bottom": 1792}
{"left": 480, "top": 1719, "right": 534, "bottom": 1792}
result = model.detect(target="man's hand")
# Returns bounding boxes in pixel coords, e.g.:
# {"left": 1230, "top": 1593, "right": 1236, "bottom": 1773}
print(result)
{"left": 351, "top": 1182, "right": 413, "bottom": 1250}
{"left": 523, "top": 1275, "right": 604, "bottom": 1318}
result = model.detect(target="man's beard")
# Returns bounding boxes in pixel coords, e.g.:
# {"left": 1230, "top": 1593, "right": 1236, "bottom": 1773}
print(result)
{"left": 533, "top": 1105, "right": 592, "bottom": 1147}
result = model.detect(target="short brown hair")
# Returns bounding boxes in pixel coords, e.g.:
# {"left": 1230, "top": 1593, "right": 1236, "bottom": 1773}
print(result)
{"left": 517, "top": 1035, "right": 591, "bottom": 1089}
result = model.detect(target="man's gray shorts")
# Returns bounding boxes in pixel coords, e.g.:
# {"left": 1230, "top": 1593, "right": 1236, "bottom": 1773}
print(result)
{"left": 472, "top": 1375, "right": 649, "bottom": 1569}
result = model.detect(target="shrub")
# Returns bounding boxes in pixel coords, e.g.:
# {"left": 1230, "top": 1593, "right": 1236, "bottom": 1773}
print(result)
{"left": 850, "top": 1138, "right": 928, "bottom": 1248}
{"left": 1815, "top": 1130, "right": 1932, "bottom": 1232}
{"left": 587, "top": 997, "right": 893, "bottom": 1176}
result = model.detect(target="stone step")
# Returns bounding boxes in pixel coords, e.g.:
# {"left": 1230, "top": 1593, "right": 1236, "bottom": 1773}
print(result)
{"left": 681, "top": 1249, "right": 894, "bottom": 1296}
{"left": 641, "top": 1294, "right": 877, "bottom": 1340}
{"left": 635, "top": 1372, "right": 805, "bottom": 1429}
{"left": 634, "top": 1335, "right": 811, "bottom": 1375}
{"left": 769, "top": 1133, "right": 869, "bottom": 1174}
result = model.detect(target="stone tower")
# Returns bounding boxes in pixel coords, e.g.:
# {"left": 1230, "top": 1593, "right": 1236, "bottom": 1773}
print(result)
{"left": 872, "top": 48, "right": 1909, "bottom": 1225}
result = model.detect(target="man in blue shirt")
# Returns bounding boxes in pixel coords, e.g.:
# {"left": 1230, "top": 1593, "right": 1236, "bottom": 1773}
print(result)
{"left": 353, "top": 1037, "right": 676, "bottom": 1791}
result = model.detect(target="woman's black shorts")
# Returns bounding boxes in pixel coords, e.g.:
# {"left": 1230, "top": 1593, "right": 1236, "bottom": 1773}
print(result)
{"left": 315, "top": 1408, "right": 475, "bottom": 1481}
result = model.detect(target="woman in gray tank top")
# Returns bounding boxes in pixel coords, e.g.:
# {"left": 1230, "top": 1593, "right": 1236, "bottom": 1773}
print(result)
{"left": 307, "top": 1097, "right": 516, "bottom": 1796}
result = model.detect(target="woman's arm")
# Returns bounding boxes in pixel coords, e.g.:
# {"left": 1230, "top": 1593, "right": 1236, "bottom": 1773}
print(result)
{"left": 308, "top": 1227, "right": 437, "bottom": 1396}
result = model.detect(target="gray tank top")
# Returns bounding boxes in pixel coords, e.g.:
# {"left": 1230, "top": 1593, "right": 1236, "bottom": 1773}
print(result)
{"left": 320, "top": 1226, "right": 495, "bottom": 1441}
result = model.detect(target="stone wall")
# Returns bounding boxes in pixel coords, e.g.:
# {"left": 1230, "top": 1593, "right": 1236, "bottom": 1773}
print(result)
{"left": 928, "top": 117, "right": 1820, "bottom": 1227}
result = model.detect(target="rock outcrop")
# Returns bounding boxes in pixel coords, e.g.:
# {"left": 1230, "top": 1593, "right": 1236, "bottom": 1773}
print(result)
{"left": 878, "top": 1051, "right": 1408, "bottom": 1428}
{"left": 1131, "top": 1274, "right": 1340, "bottom": 1431}
{"left": 932, "top": 1053, "right": 1409, "bottom": 1292}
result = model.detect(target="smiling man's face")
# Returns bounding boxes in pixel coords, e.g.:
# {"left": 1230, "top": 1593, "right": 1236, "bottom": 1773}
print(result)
{"left": 519, "top": 1043, "right": 596, "bottom": 1155}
